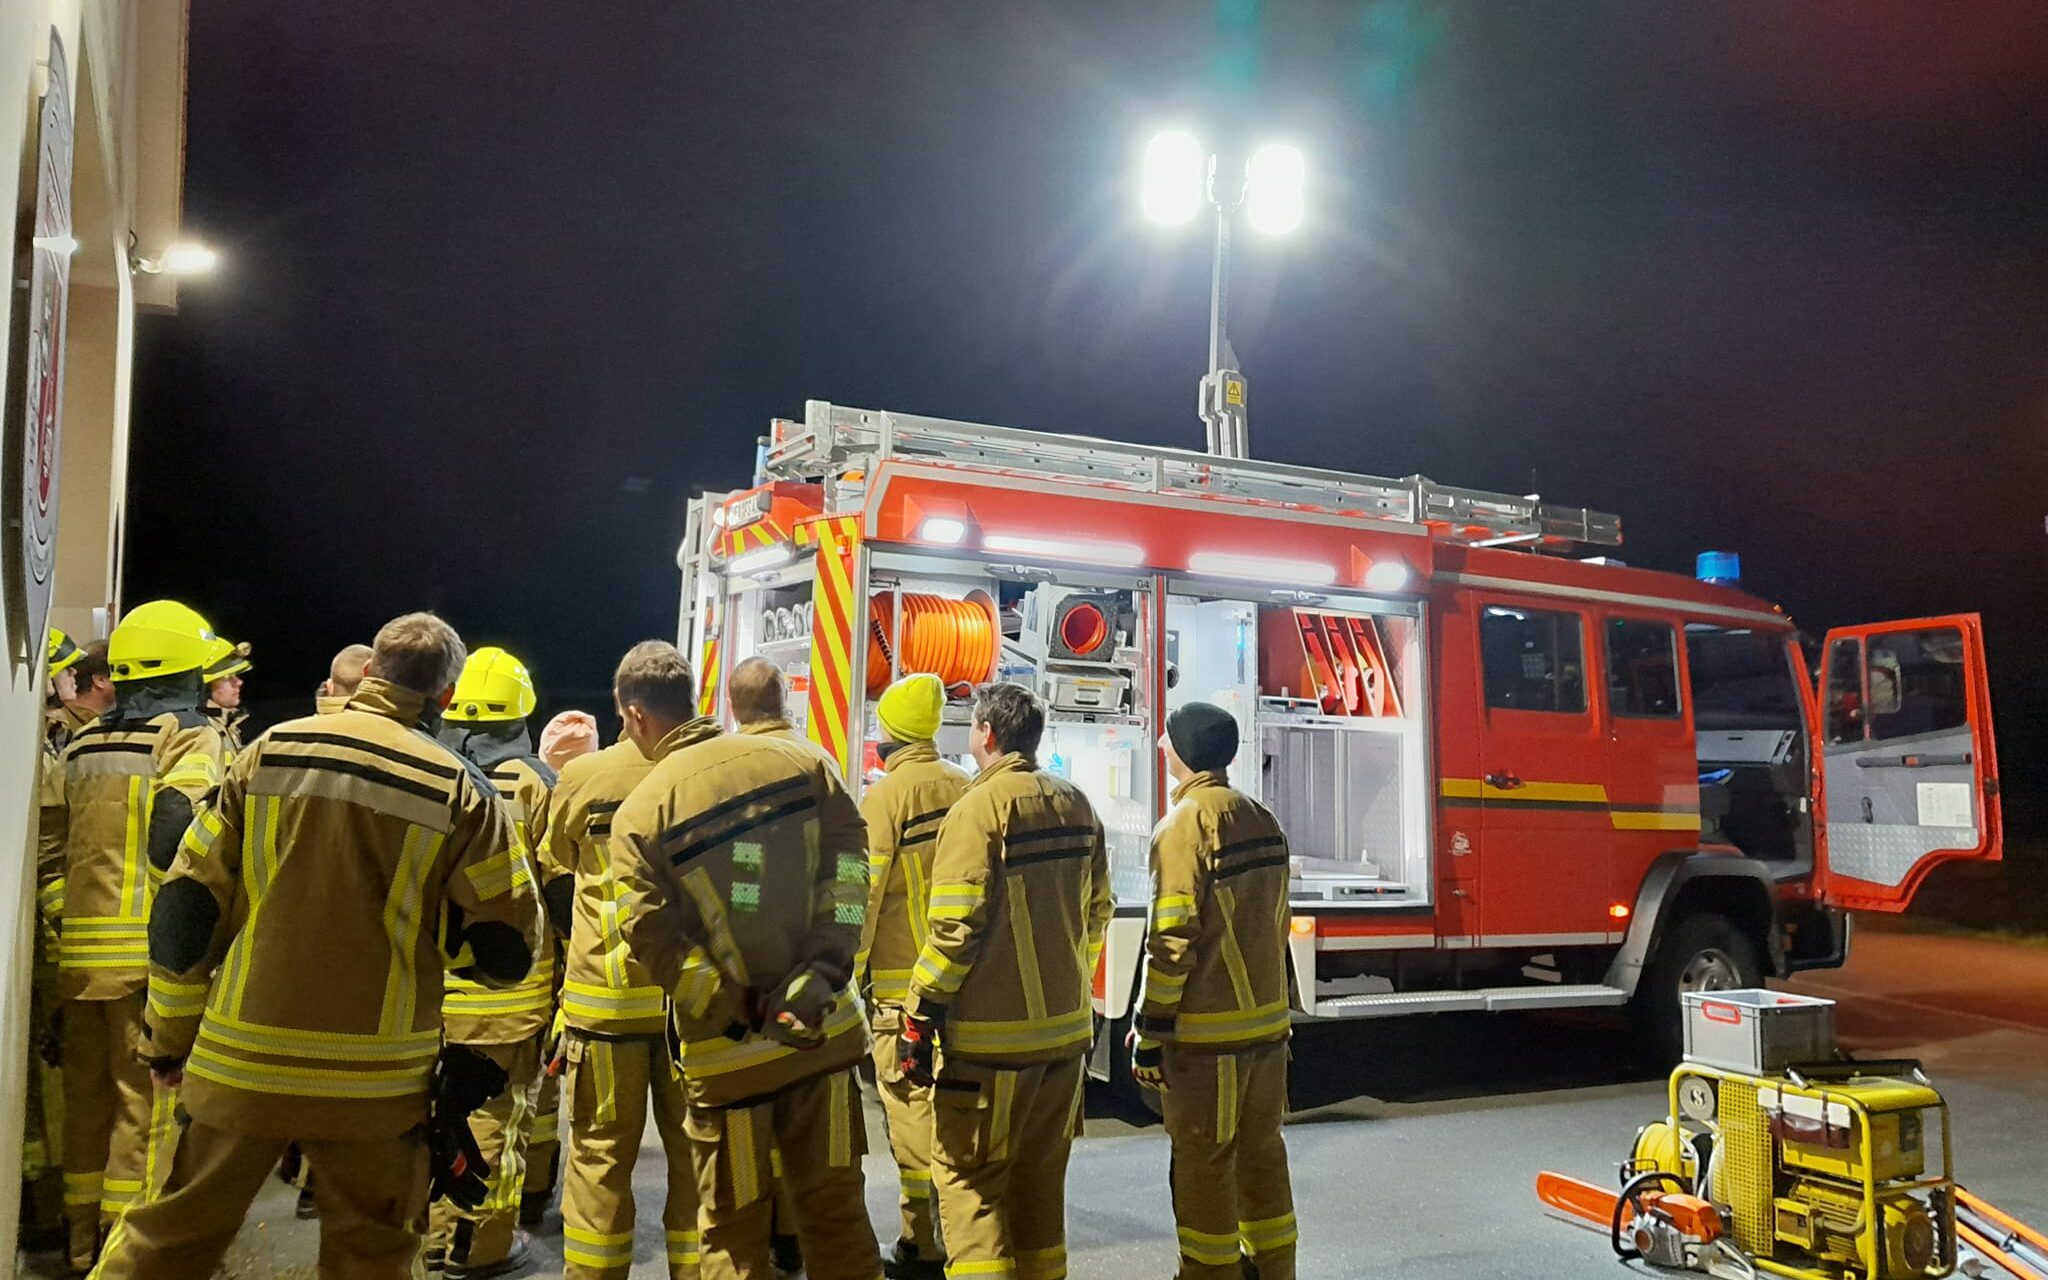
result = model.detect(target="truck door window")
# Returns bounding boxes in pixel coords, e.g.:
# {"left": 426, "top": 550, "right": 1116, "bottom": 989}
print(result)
{"left": 1685, "top": 627, "right": 1801, "bottom": 731}
{"left": 1605, "top": 618, "right": 1681, "bottom": 718}
{"left": 1824, "top": 636, "right": 1864, "bottom": 745}
{"left": 1480, "top": 606, "right": 1586, "bottom": 713}
{"left": 1865, "top": 628, "right": 1968, "bottom": 742}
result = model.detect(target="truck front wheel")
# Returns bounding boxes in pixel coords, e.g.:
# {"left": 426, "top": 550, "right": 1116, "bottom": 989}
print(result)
{"left": 1631, "top": 911, "right": 1762, "bottom": 1065}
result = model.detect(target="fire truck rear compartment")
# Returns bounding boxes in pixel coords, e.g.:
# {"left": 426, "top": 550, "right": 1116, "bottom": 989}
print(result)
{"left": 1167, "top": 593, "right": 1433, "bottom": 908}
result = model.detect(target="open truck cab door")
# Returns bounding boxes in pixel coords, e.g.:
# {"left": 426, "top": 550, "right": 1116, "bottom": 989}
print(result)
{"left": 1815, "top": 613, "right": 2001, "bottom": 912}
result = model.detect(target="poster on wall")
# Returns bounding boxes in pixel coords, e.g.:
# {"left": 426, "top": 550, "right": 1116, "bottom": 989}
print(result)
{"left": 7, "top": 28, "right": 73, "bottom": 665}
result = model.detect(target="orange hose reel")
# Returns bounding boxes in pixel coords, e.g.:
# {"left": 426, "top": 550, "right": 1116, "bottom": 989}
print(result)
{"left": 866, "top": 591, "right": 998, "bottom": 696}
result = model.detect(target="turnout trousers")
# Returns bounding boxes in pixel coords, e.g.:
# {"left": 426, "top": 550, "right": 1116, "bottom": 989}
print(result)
{"left": 869, "top": 1015, "right": 940, "bottom": 1257}
{"left": 683, "top": 1065, "right": 879, "bottom": 1280}
{"left": 525, "top": 1061, "right": 562, "bottom": 1209}
{"left": 428, "top": 1037, "right": 543, "bottom": 1268}
{"left": 61, "top": 992, "right": 152, "bottom": 1271}
{"left": 561, "top": 1034, "right": 699, "bottom": 1278}
{"left": 89, "top": 1119, "right": 431, "bottom": 1280}
{"left": 929, "top": 1056, "right": 1085, "bottom": 1280}
{"left": 1160, "top": 1042, "right": 1297, "bottom": 1280}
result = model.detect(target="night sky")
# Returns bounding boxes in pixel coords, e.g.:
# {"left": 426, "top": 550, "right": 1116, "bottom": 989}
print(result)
{"left": 129, "top": 2, "right": 2048, "bottom": 836}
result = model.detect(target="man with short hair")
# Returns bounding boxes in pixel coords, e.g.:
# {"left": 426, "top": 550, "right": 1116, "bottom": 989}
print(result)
{"left": 41, "top": 602, "right": 231, "bottom": 1273}
{"left": 721, "top": 656, "right": 822, "bottom": 1275}
{"left": 612, "top": 653, "right": 881, "bottom": 1280}
{"left": 901, "top": 682, "right": 1110, "bottom": 1280}
{"left": 317, "top": 643, "right": 374, "bottom": 714}
{"left": 857, "top": 674, "right": 969, "bottom": 1280}
{"left": 544, "top": 642, "right": 702, "bottom": 1279}
{"left": 90, "top": 610, "right": 541, "bottom": 1280}
{"left": 1132, "top": 702, "right": 1297, "bottom": 1280}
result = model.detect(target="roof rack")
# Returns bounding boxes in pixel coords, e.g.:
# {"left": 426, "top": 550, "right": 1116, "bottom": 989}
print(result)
{"left": 764, "top": 400, "right": 1621, "bottom": 550}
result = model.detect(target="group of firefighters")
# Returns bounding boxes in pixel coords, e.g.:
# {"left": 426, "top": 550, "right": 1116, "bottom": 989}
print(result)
{"left": 30, "top": 598, "right": 1299, "bottom": 1280}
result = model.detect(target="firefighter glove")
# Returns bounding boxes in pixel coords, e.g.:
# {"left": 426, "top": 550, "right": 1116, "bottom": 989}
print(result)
{"left": 426, "top": 1044, "right": 508, "bottom": 1209}
{"left": 764, "top": 968, "right": 836, "bottom": 1050}
{"left": 1127, "top": 1026, "right": 1166, "bottom": 1092}
{"left": 899, "top": 1013, "right": 938, "bottom": 1087}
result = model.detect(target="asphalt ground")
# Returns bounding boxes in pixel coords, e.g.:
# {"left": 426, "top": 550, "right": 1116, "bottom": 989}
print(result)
{"left": 23, "top": 925, "right": 2048, "bottom": 1278}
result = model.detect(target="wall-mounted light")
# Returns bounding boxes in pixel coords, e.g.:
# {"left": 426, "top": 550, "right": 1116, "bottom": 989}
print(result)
{"left": 31, "top": 235, "right": 78, "bottom": 256}
{"left": 130, "top": 241, "right": 219, "bottom": 276}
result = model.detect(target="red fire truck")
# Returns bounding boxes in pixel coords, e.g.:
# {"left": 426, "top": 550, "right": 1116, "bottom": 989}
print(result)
{"left": 677, "top": 401, "right": 2001, "bottom": 1084}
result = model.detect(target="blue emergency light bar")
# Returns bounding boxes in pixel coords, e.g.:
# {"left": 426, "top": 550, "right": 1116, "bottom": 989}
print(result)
{"left": 1696, "top": 550, "right": 1741, "bottom": 586}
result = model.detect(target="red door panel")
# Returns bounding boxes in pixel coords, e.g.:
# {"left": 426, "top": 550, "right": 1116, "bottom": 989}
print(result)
{"left": 1471, "top": 598, "right": 1613, "bottom": 940}
{"left": 1817, "top": 613, "right": 2001, "bottom": 911}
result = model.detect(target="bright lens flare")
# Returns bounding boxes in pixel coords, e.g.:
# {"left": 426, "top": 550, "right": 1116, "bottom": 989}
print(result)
{"left": 159, "top": 243, "right": 220, "bottom": 274}
{"left": 1142, "top": 131, "right": 1206, "bottom": 226}
{"left": 1245, "top": 143, "right": 1305, "bottom": 235}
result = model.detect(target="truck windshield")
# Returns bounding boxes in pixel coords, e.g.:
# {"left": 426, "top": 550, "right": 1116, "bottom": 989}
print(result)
{"left": 1685, "top": 627, "right": 1801, "bottom": 731}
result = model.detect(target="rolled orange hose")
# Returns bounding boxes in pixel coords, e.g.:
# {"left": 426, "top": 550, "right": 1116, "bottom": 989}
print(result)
{"left": 865, "top": 592, "right": 996, "bottom": 695}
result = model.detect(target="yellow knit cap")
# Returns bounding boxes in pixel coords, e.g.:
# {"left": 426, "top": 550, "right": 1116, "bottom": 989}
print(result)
{"left": 877, "top": 672, "right": 945, "bottom": 742}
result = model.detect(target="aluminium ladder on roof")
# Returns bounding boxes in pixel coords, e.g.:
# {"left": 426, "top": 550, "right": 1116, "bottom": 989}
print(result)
{"left": 761, "top": 400, "right": 1622, "bottom": 550}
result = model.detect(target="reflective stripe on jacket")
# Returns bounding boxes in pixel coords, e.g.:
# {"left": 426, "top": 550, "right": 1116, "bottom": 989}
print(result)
{"left": 855, "top": 740, "right": 969, "bottom": 1011}
{"left": 143, "top": 678, "right": 535, "bottom": 1140}
{"left": 48, "top": 695, "right": 226, "bottom": 1001}
{"left": 445, "top": 752, "right": 557, "bottom": 1043}
{"left": 904, "top": 753, "right": 1111, "bottom": 1067}
{"left": 1136, "top": 771, "right": 1293, "bottom": 1051}
{"left": 541, "top": 739, "right": 664, "bottom": 1037}
{"left": 612, "top": 719, "right": 869, "bottom": 1107}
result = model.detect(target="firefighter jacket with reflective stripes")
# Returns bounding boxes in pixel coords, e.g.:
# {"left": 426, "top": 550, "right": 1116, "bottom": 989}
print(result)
{"left": 539, "top": 738, "right": 662, "bottom": 1037}
{"left": 208, "top": 705, "right": 250, "bottom": 759}
{"left": 43, "top": 689, "right": 228, "bottom": 1002}
{"left": 1136, "top": 771, "right": 1293, "bottom": 1052}
{"left": 855, "top": 740, "right": 970, "bottom": 1010}
{"left": 139, "top": 678, "right": 537, "bottom": 1141}
{"left": 35, "top": 707, "right": 94, "bottom": 931}
{"left": 903, "top": 752, "right": 1112, "bottom": 1067}
{"left": 612, "top": 718, "right": 870, "bottom": 1108}
{"left": 442, "top": 728, "right": 558, "bottom": 1044}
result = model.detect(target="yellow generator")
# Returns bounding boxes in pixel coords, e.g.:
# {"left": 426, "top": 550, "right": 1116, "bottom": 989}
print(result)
{"left": 1538, "top": 990, "right": 2043, "bottom": 1280}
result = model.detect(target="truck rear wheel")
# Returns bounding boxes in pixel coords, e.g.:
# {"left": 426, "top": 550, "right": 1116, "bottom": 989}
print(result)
{"left": 1631, "top": 912, "right": 1762, "bottom": 1065}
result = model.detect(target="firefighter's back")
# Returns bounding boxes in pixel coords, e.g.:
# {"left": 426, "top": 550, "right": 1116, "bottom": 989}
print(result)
{"left": 175, "top": 700, "right": 519, "bottom": 1140}
{"left": 936, "top": 758, "right": 1106, "bottom": 1065}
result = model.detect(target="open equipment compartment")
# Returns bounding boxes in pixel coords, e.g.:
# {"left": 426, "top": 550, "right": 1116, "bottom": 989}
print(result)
{"left": 1167, "top": 587, "right": 1431, "bottom": 909}
{"left": 863, "top": 549, "right": 1160, "bottom": 904}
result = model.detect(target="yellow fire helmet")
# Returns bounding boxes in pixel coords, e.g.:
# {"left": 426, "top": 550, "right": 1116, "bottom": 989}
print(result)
{"left": 47, "top": 627, "right": 84, "bottom": 676}
{"left": 444, "top": 646, "right": 536, "bottom": 723}
{"left": 108, "top": 600, "right": 218, "bottom": 683}
{"left": 203, "top": 637, "right": 253, "bottom": 685}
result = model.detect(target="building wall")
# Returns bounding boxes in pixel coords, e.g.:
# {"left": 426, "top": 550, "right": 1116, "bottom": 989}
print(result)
{"left": 0, "top": 1, "right": 184, "bottom": 1271}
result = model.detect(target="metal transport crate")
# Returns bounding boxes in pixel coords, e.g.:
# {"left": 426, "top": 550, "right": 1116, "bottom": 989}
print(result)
{"left": 1681, "top": 989, "right": 1836, "bottom": 1074}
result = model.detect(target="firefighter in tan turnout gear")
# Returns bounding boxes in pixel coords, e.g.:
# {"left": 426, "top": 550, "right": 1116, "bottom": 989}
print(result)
{"left": 433, "top": 645, "right": 560, "bottom": 1276}
{"left": 90, "top": 611, "right": 542, "bottom": 1280}
{"left": 542, "top": 642, "right": 700, "bottom": 1279}
{"left": 1132, "top": 702, "right": 1298, "bottom": 1280}
{"left": 610, "top": 649, "right": 883, "bottom": 1280}
{"left": 723, "top": 656, "right": 827, "bottom": 1275}
{"left": 24, "top": 632, "right": 109, "bottom": 1246}
{"left": 858, "top": 674, "right": 968, "bottom": 1280}
{"left": 900, "top": 682, "right": 1111, "bottom": 1280}
{"left": 39, "top": 601, "right": 230, "bottom": 1274}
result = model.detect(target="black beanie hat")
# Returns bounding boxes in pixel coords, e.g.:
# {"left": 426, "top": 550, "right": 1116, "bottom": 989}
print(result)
{"left": 1167, "top": 702, "right": 1238, "bottom": 773}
